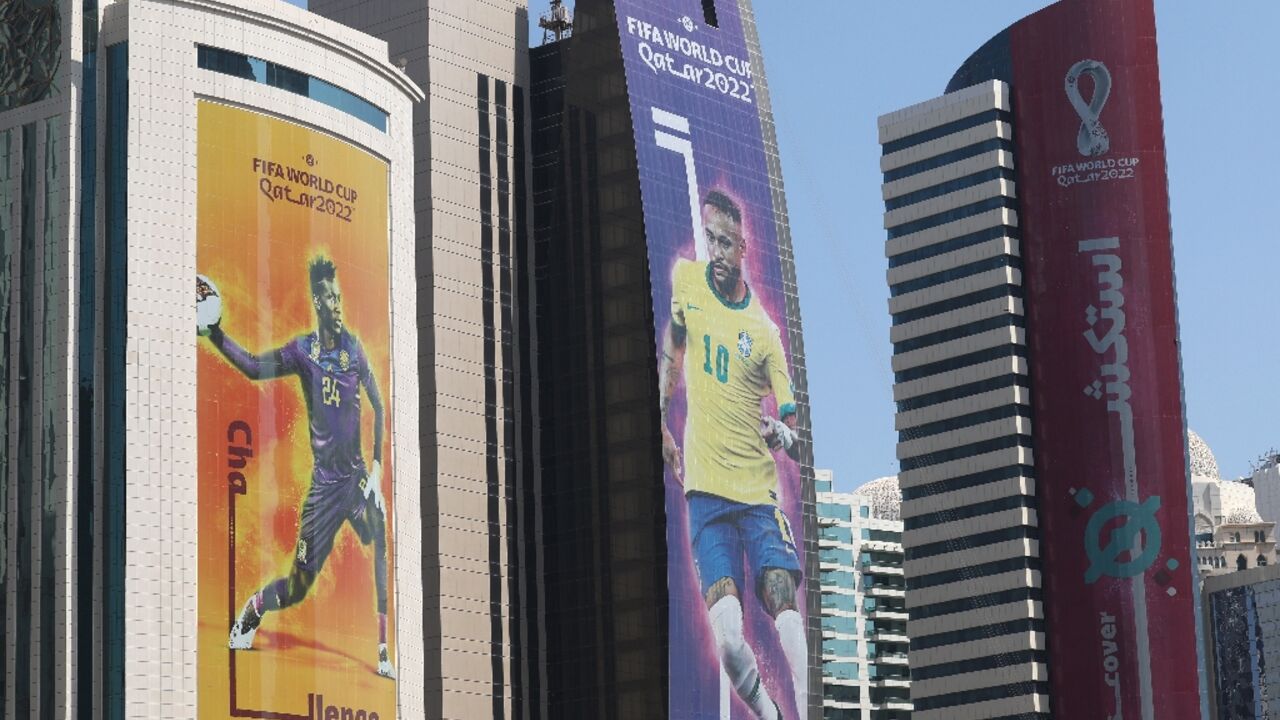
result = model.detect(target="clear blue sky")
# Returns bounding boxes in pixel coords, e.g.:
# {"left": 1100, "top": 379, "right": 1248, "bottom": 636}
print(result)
{"left": 749, "top": 1, "right": 1280, "bottom": 491}
{"left": 525, "top": 1, "right": 1279, "bottom": 493}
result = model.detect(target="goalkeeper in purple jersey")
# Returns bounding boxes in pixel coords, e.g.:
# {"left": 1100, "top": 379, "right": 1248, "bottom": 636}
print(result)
{"left": 202, "top": 257, "right": 394, "bottom": 679}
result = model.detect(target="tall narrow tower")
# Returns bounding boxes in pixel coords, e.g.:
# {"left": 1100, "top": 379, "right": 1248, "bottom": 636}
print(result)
{"left": 880, "top": 1, "right": 1206, "bottom": 719}
{"left": 308, "top": 0, "right": 541, "bottom": 717}
{"left": 530, "top": 0, "right": 819, "bottom": 717}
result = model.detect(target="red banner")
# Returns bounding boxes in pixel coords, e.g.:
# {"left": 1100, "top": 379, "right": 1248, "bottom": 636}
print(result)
{"left": 1010, "top": 0, "right": 1203, "bottom": 717}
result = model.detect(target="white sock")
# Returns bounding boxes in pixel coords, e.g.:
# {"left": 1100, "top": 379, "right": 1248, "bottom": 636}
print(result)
{"left": 709, "top": 595, "right": 779, "bottom": 720}
{"left": 775, "top": 608, "right": 808, "bottom": 718}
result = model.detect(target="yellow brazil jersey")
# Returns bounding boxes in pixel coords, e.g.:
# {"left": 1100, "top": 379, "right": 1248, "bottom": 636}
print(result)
{"left": 671, "top": 259, "right": 797, "bottom": 507}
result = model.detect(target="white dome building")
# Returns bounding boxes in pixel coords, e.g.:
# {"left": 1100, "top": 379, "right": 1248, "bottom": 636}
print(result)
{"left": 1186, "top": 429, "right": 1275, "bottom": 575}
{"left": 854, "top": 476, "right": 902, "bottom": 522}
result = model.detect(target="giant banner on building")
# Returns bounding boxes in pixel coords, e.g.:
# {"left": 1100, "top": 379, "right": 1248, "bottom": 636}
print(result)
{"left": 1009, "top": 0, "right": 1204, "bottom": 717}
{"left": 613, "top": 3, "right": 810, "bottom": 717}
{"left": 196, "top": 101, "right": 397, "bottom": 720}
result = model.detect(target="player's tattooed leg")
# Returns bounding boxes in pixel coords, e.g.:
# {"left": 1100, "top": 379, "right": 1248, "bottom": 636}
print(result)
{"left": 704, "top": 575, "right": 740, "bottom": 610}
{"left": 761, "top": 567, "right": 807, "bottom": 717}
{"left": 761, "top": 568, "right": 797, "bottom": 617}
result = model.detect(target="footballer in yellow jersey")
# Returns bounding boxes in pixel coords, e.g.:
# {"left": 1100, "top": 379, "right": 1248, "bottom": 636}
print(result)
{"left": 658, "top": 190, "right": 807, "bottom": 720}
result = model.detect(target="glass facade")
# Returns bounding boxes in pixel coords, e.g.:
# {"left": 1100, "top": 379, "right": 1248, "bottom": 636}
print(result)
{"left": 16, "top": 120, "right": 36, "bottom": 720}
{"left": 75, "top": 2, "right": 99, "bottom": 714}
{"left": 196, "top": 45, "right": 388, "bottom": 131}
{"left": 104, "top": 41, "right": 128, "bottom": 720}
{"left": 0, "top": 127, "right": 10, "bottom": 720}
{"left": 530, "top": 24, "right": 668, "bottom": 716}
{"left": 40, "top": 113, "right": 62, "bottom": 720}
{"left": 0, "top": 0, "right": 62, "bottom": 110}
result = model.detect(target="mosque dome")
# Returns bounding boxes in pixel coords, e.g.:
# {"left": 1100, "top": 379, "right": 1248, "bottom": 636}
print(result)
{"left": 854, "top": 476, "right": 901, "bottom": 522}
{"left": 1221, "top": 481, "right": 1263, "bottom": 525}
{"left": 1188, "top": 429, "right": 1220, "bottom": 480}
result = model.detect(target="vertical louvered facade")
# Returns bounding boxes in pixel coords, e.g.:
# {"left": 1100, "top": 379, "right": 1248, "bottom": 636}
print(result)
{"left": 879, "top": 80, "right": 1049, "bottom": 720}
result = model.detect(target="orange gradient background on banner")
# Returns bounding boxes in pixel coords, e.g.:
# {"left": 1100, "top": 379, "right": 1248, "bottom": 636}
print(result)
{"left": 196, "top": 101, "right": 395, "bottom": 720}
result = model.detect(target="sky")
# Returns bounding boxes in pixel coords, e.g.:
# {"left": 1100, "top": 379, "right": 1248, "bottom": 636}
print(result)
{"left": 523, "top": 0, "right": 1279, "bottom": 493}
{"left": 753, "top": 1, "right": 1280, "bottom": 491}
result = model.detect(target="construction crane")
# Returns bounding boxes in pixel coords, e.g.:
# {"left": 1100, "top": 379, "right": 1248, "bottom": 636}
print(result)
{"left": 539, "top": 0, "right": 572, "bottom": 44}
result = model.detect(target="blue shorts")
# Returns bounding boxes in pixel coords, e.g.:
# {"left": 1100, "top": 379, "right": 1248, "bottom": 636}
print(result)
{"left": 687, "top": 492, "right": 802, "bottom": 600}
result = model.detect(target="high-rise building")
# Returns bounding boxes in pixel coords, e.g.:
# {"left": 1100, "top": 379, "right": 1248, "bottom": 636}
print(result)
{"left": 0, "top": 0, "right": 424, "bottom": 717}
{"left": 879, "top": 0, "right": 1204, "bottom": 718}
{"left": 528, "top": 0, "right": 819, "bottom": 717}
{"left": 1201, "top": 563, "right": 1280, "bottom": 719}
{"left": 816, "top": 471, "right": 912, "bottom": 720}
{"left": 308, "top": 0, "right": 541, "bottom": 716}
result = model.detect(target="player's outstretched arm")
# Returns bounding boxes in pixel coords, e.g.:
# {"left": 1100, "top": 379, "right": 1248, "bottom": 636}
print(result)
{"left": 197, "top": 275, "right": 290, "bottom": 380}
{"left": 658, "top": 321, "right": 687, "bottom": 483}
{"left": 206, "top": 325, "right": 291, "bottom": 381}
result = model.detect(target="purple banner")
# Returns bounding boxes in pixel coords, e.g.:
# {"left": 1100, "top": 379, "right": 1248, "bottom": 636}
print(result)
{"left": 613, "top": 2, "right": 808, "bottom": 718}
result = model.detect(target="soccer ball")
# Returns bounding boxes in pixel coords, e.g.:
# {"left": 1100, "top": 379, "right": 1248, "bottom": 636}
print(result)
{"left": 196, "top": 274, "right": 222, "bottom": 336}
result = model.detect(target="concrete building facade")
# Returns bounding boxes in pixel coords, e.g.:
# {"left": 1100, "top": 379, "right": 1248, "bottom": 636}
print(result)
{"left": 878, "top": 79, "right": 1047, "bottom": 720}
{"left": 1189, "top": 430, "right": 1277, "bottom": 577}
{"left": 308, "top": 1, "right": 541, "bottom": 717}
{"left": 816, "top": 471, "right": 912, "bottom": 720}
{"left": 1251, "top": 453, "right": 1280, "bottom": 528}
{"left": 0, "top": 0, "right": 424, "bottom": 717}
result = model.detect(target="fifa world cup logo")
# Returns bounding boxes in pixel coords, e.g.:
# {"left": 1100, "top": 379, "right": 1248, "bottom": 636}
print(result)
{"left": 1065, "top": 59, "right": 1112, "bottom": 157}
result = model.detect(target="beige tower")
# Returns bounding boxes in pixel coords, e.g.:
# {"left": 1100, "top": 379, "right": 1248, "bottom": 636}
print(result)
{"left": 309, "top": 1, "right": 540, "bottom": 718}
{"left": 879, "top": 80, "right": 1049, "bottom": 720}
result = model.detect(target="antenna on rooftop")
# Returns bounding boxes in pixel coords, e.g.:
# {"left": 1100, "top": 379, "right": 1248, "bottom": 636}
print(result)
{"left": 539, "top": 0, "right": 572, "bottom": 44}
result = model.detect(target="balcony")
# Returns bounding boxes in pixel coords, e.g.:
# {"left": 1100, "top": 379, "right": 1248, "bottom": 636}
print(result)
{"left": 865, "top": 563, "right": 905, "bottom": 576}
{"left": 871, "top": 631, "right": 909, "bottom": 645}
{"left": 873, "top": 699, "right": 914, "bottom": 713}
{"left": 867, "top": 609, "right": 909, "bottom": 621}
{"left": 866, "top": 585, "right": 906, "bottom": 599}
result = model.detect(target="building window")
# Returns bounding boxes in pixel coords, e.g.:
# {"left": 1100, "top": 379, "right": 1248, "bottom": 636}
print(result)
{"left": 821, "top": 525, "right": 854, "bottom": 545}
{"left": 1260, "top": 555, "right": 1269, "bottom": 567}
{"left": 821, "top": 615, "right": 857, "bottom": 636}
{"left": 701, "top": 0, "right": 719, "bottom": 28}
{"left": 818, "top": 502, "right": 851, "bottom": 522}
{"left": 196, "top": 45, "right": 388, "bottom": 131}
{"left": 860, "top": 505, "right": 870, "bottom": 518}
{"left": 1238, "top": 555, "right": 1248, "bottom": 571}
{"left": 821, "top": 592, "right": 857, "bottom": 613}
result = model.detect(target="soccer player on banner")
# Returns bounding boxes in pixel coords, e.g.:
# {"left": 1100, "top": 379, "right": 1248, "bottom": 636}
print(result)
{"left": 196, "top": 259, "right": 395, "bottom": 679}
{"left": 658, "top": 191, "right": 806, "bottom": 719}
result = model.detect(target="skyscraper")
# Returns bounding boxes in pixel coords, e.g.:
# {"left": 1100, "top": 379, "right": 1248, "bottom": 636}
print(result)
{"left": 879, "top": 0, "right": 1204, "bottom": 718}
{"left": 530, "top": 0, "right": 819, "bottom": 717}
{"left": 0, "top": 0, "right": 423, "bottom": 717}
{"left": 307, "top": 0, "right": 542, "bottom": 716}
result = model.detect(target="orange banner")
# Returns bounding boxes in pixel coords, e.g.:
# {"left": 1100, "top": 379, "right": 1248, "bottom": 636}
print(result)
{"left": 196, "top": 101, "right": 396, "bottom": 720}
